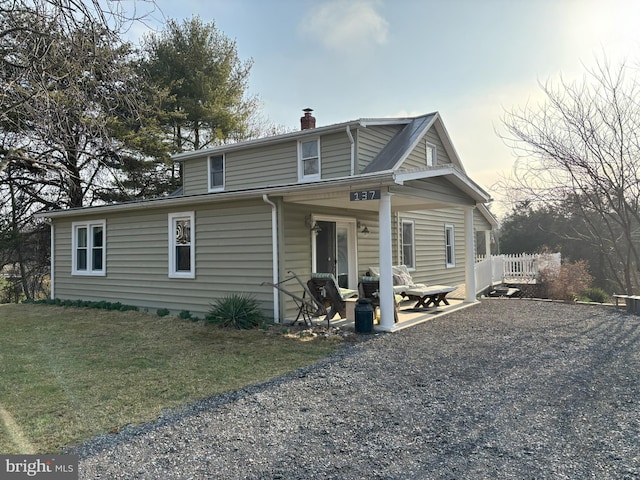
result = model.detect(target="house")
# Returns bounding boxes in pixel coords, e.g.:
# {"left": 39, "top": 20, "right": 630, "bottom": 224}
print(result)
{"left": 37, "top": 110, "right": 496, "bottom": 332}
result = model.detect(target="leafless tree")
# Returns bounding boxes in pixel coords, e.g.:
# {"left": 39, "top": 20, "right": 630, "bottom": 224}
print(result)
{"left": 0, "top": 0, "right": 157, "bottom": 179}
{"left": 0, "top": 0, "right": 157, "bottom": 300}
{"left": 501, "top": 58, "right": 640, "bottom": 293}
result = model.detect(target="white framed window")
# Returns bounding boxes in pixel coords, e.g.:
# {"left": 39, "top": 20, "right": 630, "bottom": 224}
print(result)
{"left": 72, "top": 220, "right": 106, "bottom": 276}
{"left": 169, "top": 212, "right": 195, "bottom": 279}
{"left": 208, "top": 154, "right": 224, "bottom": 191}
{"left": 401, "top": 219, "right": 415, "bottom": 270}
{"left": 298, "top": 138, "right": 320, "bottom": 181}
{"left": 445, "top": 224, "right": 455, "bottom": 268}
{"left": 426, "top": 142, "right": 437, "bottom": 167}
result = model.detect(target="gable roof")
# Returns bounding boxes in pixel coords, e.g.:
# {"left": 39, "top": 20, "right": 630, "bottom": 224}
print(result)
{"left": 362, "top": 113, "right": 437, "bottom": 174}
{"left": 36, "top": 112, "right": 493, "bottom": 219}
{"left": 171, "top": 114, "right": 435, "bottom": 162}
{"left": 362, "top": 112, "right": 468, "bottom": 176}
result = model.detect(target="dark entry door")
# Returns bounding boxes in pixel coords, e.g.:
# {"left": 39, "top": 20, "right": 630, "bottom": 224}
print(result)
{"left": 315, "top": 220, "right": 350, "bottom": 288}
{"left": 315, "top": 221, "right": 336, "bottom": 277}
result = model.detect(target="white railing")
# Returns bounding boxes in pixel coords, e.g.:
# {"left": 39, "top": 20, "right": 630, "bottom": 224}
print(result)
{"left": 475, "top": 253, "right": 561, "bottom": 294}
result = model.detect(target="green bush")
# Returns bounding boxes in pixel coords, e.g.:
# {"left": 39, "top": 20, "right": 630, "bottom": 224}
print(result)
{"left": 156, "top": 308, "right": 171, "bottom": 317}
{"left": 179, "top": 310, "right": 192, "bottom": 320}
{"left": 206, "top": 294, "right": 267, "bottom": 329}
{"left": 579, "top": 287, "right": 609, "bottom": 303}
{"left": 28, "top": 298, "right": 139, "bottom": 311}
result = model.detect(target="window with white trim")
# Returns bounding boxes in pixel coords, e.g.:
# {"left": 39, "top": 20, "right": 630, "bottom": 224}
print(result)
{"left": 208, "top": 154, "right": 224, "bottom": 191}
{"left": 426, "top": 142, "right": 437, "bottom": 167}
{"left": 445, "top": 224, "right": 455, "bottom": 268}
{"left": 298, "top": 138, "right": 320, "bottom": 181}
{"left": 169, "top": 212, "right": 195, "bottom": 278}
{"left": 72, "top": 220, "right": 106, "bottom": 276}
{"left": 401, "top": 219, "right": 415, "bottom": 270}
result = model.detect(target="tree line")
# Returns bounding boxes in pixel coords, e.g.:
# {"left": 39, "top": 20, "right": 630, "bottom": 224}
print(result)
{"left": 0, "top": 0, "right": 279, "bottom": 300}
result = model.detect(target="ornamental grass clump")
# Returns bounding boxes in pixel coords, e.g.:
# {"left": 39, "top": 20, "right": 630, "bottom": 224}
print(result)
{"left": 206, "top": 293, "right": 268, "bottom": 329}
{"left": 579, "top": 287, "right": 609, "bottom": 304}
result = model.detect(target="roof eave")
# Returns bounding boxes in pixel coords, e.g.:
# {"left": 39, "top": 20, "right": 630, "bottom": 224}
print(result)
{"left": 35, "top": 171, "right": 397, "bottom": 219}
{"left": 394, "top": 166, "right": 492, "bottom": 204}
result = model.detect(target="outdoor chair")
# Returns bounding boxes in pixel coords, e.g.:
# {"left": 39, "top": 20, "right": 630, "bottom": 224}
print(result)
{"left": 367, "top": 264, "right": 428, "bottom": 295}
{"left": 307, "top": 273, "right": 358, "bottom": 326}
{"left": 358, "top": 276, "right": 400, "bottom": 323}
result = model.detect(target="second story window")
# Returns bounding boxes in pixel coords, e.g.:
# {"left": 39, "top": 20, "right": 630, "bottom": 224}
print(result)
{"left": 426, "top": 142, "right": 437, "bottom": 167}
{"left": 208, "top": 154, "right": 224, "bottom": 191}
{"left": 299, "top": 139, "right": 320, "bottom": 181}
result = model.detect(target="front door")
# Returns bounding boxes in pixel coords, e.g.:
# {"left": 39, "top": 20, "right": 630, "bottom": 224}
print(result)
{"left": 313, "top": 218, "right": 356, "bottom": 289}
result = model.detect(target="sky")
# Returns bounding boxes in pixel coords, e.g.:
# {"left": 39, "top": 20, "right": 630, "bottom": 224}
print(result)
{"left": 127, "top": 0, "right": 640, "bottom": 217}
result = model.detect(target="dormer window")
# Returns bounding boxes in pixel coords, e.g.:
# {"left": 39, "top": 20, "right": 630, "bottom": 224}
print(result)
{"left": 298, "top": 138, "right": 320, "bottom": 181}
{"left": 208, "top": 154, "right": 224, "bottom": 191}
{"left": 426, "top": 142, "right": 437, "bottom": 167}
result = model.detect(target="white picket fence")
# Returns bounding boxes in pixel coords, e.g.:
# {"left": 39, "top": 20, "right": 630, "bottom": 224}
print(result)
{"left": 475, "top": 253, "right": 561, "bottom": 294}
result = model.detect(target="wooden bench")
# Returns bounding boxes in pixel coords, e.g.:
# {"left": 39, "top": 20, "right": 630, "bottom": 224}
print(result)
{"left": 402, "top": 285, "right": 457, "bottom": 310}
{"left": 613, "top": 294, "right": 640, "bottom": 314}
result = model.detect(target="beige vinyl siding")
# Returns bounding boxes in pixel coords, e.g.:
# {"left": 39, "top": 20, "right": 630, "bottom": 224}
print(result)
{"left": 401, "top": 127, "right": 452, "bottom": 171}
{"left": 355, "top": 212, "right": 381, "bottom": 277}
{"left": 52, "top": 200, "right": 274, "bottom": 318}
{"left": 357, "top": 125, "right": 400, "bottom": 173}
{"left": 179, "top": 132, "right": 353, "bottom": 196}
{"left": 280, "top": 204, "right": 314, "bottom": 320}
{"left": 390, "top": 177, "right": 474, "bottom": 206}
{"left": 180, "top": 142, "right": 299, "bottom": 196}
{"left": 397, "top": 208, "right": 466, "bottom": 287}
{"left": 473, "top": 208, "right": 492, "bottom": 231}
{"left": 320, "top": 131, "right": 352, "bottom": 179}
{"left": 226, "top": 142, "right": 298, "bottom": 189}
{"left": 182, "top": 157, "right": 208, "bottom": 196}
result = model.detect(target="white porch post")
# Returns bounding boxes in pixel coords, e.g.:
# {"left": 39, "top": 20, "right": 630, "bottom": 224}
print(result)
{"left": 464, "top": 206, "right": 477, "bottom": 303}
{"left": 378, "top": 190, "right": 395, "bottom": 331}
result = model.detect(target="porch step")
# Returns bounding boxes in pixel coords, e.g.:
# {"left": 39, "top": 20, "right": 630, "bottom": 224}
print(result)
{"left": 488, "top": 287, "right": 521, "bottom": 298}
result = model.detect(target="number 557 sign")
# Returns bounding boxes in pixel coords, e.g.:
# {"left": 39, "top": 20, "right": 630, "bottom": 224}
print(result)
{"left": 350, "top": 189, "right": 380, "bottom": 201}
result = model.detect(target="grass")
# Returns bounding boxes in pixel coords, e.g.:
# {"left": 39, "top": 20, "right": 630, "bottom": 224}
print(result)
{"left": 0, "top": 303, "right": 341, "bottom": 453}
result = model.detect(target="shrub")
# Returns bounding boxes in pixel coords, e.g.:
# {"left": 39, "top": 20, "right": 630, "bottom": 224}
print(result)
{"left": 179, "top": 310, "right": 192, "bottom": 320}
{"left": 156, "top": 308, "right": 171, "bottom": 317}
{"left": 539, "top": 260, "right": 593, "bottom": 301}
{"left": 579, "top": 287, "right": 609, "bottom": 303}
{"left": 28, "top": 298, "right": 139, "bottom": 311}
{"left": 206, "top": 294, "right": 267, "bottom": 329}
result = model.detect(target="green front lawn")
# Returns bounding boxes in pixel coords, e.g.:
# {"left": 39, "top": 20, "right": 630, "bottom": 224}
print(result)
{"left": 0, "top": 304, "right": 340, "bottom": 453}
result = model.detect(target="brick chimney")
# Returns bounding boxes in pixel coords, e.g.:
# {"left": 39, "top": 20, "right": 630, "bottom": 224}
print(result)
{"left": 300, "top": 108, "right": 316, "bottom": 130}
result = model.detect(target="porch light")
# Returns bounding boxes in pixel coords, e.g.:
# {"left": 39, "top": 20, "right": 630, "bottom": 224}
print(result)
{"left": 305, "top": 214, "right": 322, "bottom": 234}
{"left": 357, "top": 221, "right": 370, "bottom": 236}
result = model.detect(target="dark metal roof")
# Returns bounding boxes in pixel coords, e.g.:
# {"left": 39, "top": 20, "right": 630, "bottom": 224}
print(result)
{"left": 362, "top": 113, "right": 436, "bottom": 174}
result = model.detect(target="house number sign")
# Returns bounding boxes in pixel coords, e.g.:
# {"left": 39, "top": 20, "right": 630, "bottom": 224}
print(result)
{"left": 350, "top": 189, "right": 381, "bottom": 201}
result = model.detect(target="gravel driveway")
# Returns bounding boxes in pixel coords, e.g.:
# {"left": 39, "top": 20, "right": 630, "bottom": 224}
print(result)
{"left": 76, "top": 299, "right": 640, "bottom": 479}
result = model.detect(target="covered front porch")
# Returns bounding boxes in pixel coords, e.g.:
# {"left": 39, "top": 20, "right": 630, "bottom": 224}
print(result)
{"left": 270, "top": 167, "right": 492, "bottom": 331}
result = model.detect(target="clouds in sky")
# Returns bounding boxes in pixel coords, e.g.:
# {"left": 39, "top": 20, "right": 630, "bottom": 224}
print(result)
{"left": 134, "top": 0, "right": 640, "bottom": 216}
{"left": 301, "top": 0, "right": 388, "bottom": 51}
